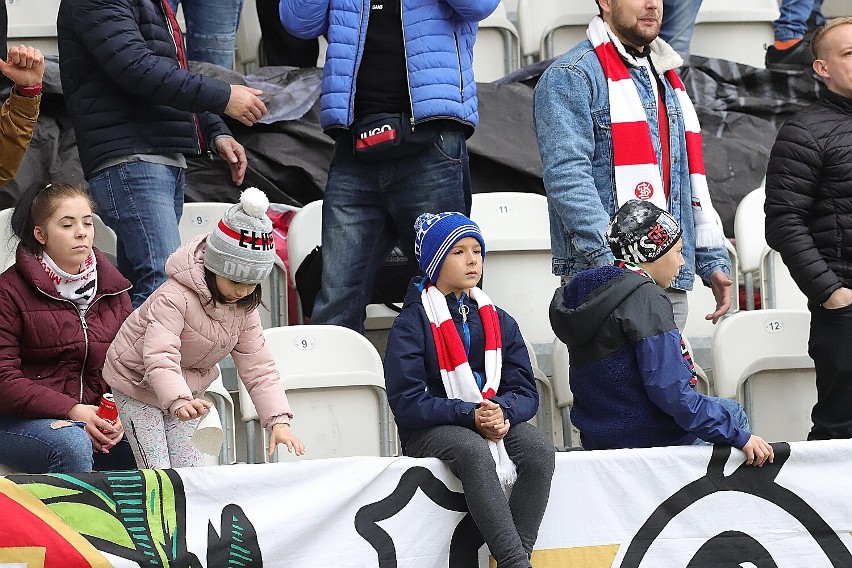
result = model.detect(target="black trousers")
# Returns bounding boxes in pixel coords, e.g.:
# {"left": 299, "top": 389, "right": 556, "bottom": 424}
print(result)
{"left": 808, "top": 305, "right": 852, "bottom": 439}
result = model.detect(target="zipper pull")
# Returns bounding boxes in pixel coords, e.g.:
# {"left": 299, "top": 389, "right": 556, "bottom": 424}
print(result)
{"left": 458, "top": 298, "right": 469, "bottom": 322}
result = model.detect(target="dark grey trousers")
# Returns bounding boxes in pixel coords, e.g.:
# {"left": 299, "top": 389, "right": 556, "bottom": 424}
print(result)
{"left": 405, "top": 422, "right": 556, "bottom": 568}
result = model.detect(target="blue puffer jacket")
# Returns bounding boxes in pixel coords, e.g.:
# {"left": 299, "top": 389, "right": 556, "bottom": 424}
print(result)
{"left": 57, "top": 0, "right": 233, "bottom": 177}
{"left": 385, "top": 277, "right": 538, "bottom": 449}
{"left": 280, "top": 0, "right": 497, "bottom": 132}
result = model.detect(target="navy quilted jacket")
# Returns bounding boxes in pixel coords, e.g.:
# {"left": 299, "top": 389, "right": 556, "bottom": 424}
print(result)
{"left": 280, "top": 0, "right": 497, "bottom": 132}
{"left": 385, "top": 277, "right": 538, "bottom": 449}
{"left": 0, "top": 246, "right": 132, "bottom": 419}
{"left": 550, "top": 266, "right": 750, "bottom": 450}
{"left": 57, "top": 0, "right": 233, "bottom": 177}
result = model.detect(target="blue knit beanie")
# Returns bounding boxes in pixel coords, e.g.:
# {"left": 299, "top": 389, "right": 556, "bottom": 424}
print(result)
{"left": 414, "top": 212, "right": 486, "bottom": 284}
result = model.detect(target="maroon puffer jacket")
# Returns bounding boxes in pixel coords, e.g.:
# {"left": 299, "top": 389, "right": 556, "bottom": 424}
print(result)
{"left": 0, "top": 245, "right": 132, "bottom": 418}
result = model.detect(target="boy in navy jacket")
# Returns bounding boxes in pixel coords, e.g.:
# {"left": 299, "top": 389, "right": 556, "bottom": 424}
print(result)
{"left": 550, "top": 200, "right": 774, "bottom": 466}
{"left": 385, "top": 212, "right": 554, "bottom": 568}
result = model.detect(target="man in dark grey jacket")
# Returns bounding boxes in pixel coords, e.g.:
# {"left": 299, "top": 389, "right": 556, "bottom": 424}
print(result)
{"left": 765, "top": 17, "right": 852, "bottom": 440}
{"left": 58, "top": 0, "right": 268, "bottom": 306}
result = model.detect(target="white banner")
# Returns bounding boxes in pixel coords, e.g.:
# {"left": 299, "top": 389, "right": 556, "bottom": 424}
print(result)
{"left": 2, "top": 440, "right": 852, "bottom": 567}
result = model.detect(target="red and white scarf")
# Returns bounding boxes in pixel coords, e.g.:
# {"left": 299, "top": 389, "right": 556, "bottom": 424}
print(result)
{"left": 587, "top": 16, "right": 725, "bottom": 249}
{"left": 37, "top": 249, "right": 98, "bottom": 313}
{"left": 421, "top": 284, "right": 517, "bottom": 489}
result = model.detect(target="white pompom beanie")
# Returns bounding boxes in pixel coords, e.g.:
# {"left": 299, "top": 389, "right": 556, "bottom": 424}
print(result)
{"left": 203, "top": 187, "right": 276, "bottom": 284}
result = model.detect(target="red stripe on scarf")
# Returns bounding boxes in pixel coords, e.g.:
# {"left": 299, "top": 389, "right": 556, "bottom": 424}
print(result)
{"left": 437, "top": 319, "right": 470, "bottom": 372}
{"left": 431, "top": 321, "right": 452, "bottom": 372}
{"left": 684, "top": 131, "right": 705, "bottom": 175}
{"left": 665, "top": 69, "right": 684, "bottom": 90}
{"left": 479, "top": 304, "right": 502, "bottom": 351}
{"left": 612, "top": 122, "right": 658, "bottom": 165}
{"left": 594, "top": 42, "right": 632, "bottom": 81}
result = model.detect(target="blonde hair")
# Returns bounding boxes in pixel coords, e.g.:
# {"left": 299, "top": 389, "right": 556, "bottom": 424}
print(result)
{"left": 811, "top": 17, "right": 852, "bottom": 59}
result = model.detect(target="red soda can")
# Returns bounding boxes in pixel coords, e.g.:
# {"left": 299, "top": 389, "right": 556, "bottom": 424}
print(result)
{"left": 97, "top": 393, "right": 118, "bottom": 426}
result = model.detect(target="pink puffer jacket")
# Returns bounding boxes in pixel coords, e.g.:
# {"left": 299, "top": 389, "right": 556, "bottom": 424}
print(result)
{"left": 103, "top": 235, "right": 292, "bottom": 428}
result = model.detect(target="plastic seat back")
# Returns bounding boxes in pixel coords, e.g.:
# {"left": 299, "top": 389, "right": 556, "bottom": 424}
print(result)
{"left": 237, "top": 325, "right": 395, "bottom": 461}
{"left": 474, "top": 2, "right": 521, "bottom": 82}
{"left": 711, "top": 309, "right": 815, "bottom": 442}
{"left": 692, "top": 0, "right": 778, "bottom": 68}
{"left": 471, "top": 192, "right": 561, "bottom": 345}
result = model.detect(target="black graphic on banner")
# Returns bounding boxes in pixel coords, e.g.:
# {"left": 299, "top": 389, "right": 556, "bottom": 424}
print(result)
{"left": 622, "top": 443, "right": 852, "bottom": 567}
{"left": 355, "top": 466, "right": 484, "bottom": 567}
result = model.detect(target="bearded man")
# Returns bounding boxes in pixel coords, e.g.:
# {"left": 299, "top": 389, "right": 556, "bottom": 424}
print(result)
{"left": 533, "top": 0, "right": 732, "bottom": 331}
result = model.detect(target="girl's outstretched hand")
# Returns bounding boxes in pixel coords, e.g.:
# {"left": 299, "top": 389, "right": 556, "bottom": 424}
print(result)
{"left": 175, "top": 398, "right": 213, "bottom": 421}
{"left": 268, "top": 423, "right": 306, "bottom": 457}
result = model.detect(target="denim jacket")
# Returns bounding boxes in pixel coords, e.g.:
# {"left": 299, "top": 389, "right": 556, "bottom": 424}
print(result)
{"left": 533, "top": 35, "right": 730, "bottom": 290}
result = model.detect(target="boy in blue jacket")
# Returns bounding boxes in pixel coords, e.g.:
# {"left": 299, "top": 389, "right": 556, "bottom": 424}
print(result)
{"left": 385, "top": 212, "right": 555, "bottom": 568}
{"left": 550, "top": 200, "right": 774, "bottom": 466}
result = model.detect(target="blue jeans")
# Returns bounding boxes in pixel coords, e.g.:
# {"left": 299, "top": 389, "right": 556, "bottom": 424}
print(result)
{"left": 87, "top": 161, "right": 184, "bottom": 307}
{"left": 168, "top": 0, "right": 243, "bottom": 69}
{"left": 311, "top": 128, "right": 471, "bottom": 333}
{"left": 0, "top": 416, "right": 136, "bottom": 473}
{"left": 661, "top": 0, "right": 702, "bottom": 54}
{"left": 692, "top": 396, "right": 751, "bottom": 445}
{"left": 775, "top": 0, "right": 825, "bottom": 41}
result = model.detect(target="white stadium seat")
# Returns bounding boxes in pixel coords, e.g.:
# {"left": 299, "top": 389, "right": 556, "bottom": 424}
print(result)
{"left": 712, "top": 309, "right": 816, "bottom": 442}
{"left": 474, "top": 2, "right": 521, "bottom": 82}
{"left": 734, "top": 187, "right": 808, "bottom": 311}
{"left": 692, "top": 0, "right": 779, "bottom": 68}
{"left": 237, "top": 325, "right": 395, "bottom": 462}
{"left": 470, "top": 192, "right": 561, "bottom": 346}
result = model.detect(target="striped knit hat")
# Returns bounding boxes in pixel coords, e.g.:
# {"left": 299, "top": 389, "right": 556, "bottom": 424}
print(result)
{"left": 204, "top": 187, "right": 275, "bottom": 284}
{"left": 414, "top": 212, "right": 485, "bottom": 284}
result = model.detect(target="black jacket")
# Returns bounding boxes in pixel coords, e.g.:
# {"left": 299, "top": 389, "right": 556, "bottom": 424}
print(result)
{"left": 57, "top": 0, "right": 233, "bottom": 177}
{"left": 765, "top": 90, "right": 852, "bottom": 305}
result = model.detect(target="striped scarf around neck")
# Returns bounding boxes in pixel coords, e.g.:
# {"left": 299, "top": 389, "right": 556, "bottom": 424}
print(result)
{"left": 421, "top": 283, "right": 517, "bottom": 489}
{"left": 587, "top": 16, "right": 725, "bottom": 250}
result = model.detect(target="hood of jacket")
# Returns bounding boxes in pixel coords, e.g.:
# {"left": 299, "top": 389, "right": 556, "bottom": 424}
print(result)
{"left": 550, "top": 266, "right": 653, "bottom": 348}
{"left": 166, "top": 233, "right": 214, "bottom": 305}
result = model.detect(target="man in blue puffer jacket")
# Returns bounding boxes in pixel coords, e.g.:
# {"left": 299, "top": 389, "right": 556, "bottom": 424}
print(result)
{"left": 280, "top": 0, "right": 497, "bottom": 333}
{"left": 58, "top": 0, "right": 268, "bottom": 307}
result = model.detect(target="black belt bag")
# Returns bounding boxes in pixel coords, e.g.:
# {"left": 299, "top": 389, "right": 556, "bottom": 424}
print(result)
{"left": 351, "top": 112, "right": 439, "bottom": 162}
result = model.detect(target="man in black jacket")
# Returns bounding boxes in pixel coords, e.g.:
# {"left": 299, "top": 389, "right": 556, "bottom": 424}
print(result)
{"left": 58, "top": 0, "right": 268, "bottom": 307}
{"left": 765, "top": 17, "right": 852, "bottom": 440}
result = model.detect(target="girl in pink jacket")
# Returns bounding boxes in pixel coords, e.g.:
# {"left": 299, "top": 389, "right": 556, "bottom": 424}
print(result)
{"left": 103, "top": 188, "right": 304, "bottom": 468}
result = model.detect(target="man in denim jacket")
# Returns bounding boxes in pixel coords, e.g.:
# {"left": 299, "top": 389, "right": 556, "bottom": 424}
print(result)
{"left": 533, "top": 0, "right": 731, "bottom": 330}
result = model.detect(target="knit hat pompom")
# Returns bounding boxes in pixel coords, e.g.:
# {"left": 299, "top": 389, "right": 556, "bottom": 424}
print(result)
{"left": 239, "top": 186, "right": 270, "bottom": 218}
{"left": 414, "top": 212, "right": 485, "bottom": 285}
{"left": 204, "top": 187, "right": 276, "bottom": 285}
{"left": 605, "top": 200, "right": 682, "bottom": 264}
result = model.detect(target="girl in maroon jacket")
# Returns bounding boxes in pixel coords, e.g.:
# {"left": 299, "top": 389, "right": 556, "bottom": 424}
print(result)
{"left": 0, "top": 183, "right": 136, "bottom": 473}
